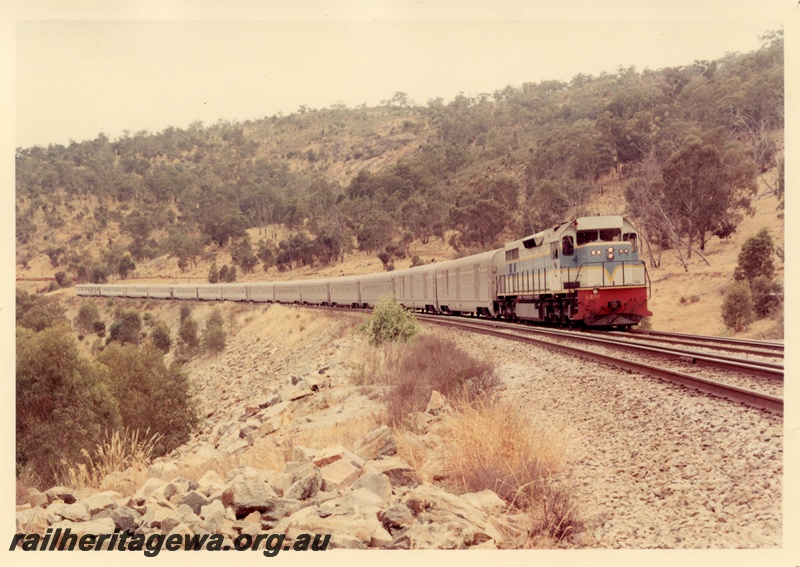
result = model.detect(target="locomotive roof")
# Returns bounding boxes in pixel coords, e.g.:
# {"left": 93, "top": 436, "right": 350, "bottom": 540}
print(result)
{"left": 504, "top": 215, "right": 628, "bottom": 251}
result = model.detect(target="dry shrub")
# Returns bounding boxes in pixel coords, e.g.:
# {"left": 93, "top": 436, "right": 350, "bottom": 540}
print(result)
{"left": 348, "top": 342, "right": 400, "bottom": 388}
{"left": 384, "top": 335, "right": 499, "bottom": 425}
{"left": 65, "top": 428, "right": 161, "bottom": 490}
{"left": 437, "top": 396, "right": 582, "bottom": 544}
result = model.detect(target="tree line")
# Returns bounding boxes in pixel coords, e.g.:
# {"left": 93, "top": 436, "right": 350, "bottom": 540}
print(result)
{"left": 15, "top": 31, "right": 783, "bottom": 278}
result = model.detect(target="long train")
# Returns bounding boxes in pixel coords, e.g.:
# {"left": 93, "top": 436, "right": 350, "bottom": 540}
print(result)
{"left": 77, "top": 215, "right": 652, "bottom": 328}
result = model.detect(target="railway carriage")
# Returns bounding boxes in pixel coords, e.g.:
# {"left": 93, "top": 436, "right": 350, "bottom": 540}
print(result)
{"left": 274, "top": 280, "right": 304, "bottom": 304}
{"left": 435, "top": 251, "right": 498, "bottom": 317}
{"left": 171, "top": 284, "right": 199, "bottom": 301}
{"left": 249, "top": 283, "right": 275, "bottom": 303}
{"left": 221, "top": 283, "right": 249, "bottom": 302}
{"left": 196, "top": 285, "right": 222, "bottom": 301}
{"left": 147, "top": 286, "right": 173, "bottom": 299}
{"left": 394, "top": 263, "right": 438, "bottom": 312}
{"left": 358, "top": 272, "right": 394, "bottom": 308}
{"left": 299, "top": 279, "right": 331, "bottom": 306}
{"left": 329, "top": 275, "right": 360, "bottom": 308}
{"left": 125, "top": 286, "right": 150, "bottom": 298}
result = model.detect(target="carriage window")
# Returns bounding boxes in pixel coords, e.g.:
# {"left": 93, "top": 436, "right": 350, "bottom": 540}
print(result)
{"left": 623, "top": 232, "right": 638, "bottom": 252}
{"left": 562, "top": 235, "right": 574, "bottom": 256}
{"left": 550, "top": 241, "right": 559, "bottom": 260}
{"left": 577, "top": 230, "right": 598, "bottom": 245}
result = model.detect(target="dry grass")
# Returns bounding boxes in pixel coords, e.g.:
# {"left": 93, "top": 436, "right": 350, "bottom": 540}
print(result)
{"left": 64, "top": 429, "right": 162, "bottom": 491}
{"left": 436, "top": 396, "right": 582, "bottom": 544}
{"left": 287, "top": 412, "right": 386, "bottom": 453}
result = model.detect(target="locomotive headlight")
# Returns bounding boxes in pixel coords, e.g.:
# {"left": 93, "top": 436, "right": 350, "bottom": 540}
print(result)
{"left": 607, "top": 253, "right": 614, "bottom": 260}
{"left": 592, "top": 287, "right": 599, "bottom": 295}
{"left": 607, "top": 247, "right": 614, "bottom": 253}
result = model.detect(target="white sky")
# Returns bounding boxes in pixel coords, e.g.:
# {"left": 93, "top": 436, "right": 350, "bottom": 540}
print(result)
{"left": 8, "top": 0, "right": 790, "bottom": 148}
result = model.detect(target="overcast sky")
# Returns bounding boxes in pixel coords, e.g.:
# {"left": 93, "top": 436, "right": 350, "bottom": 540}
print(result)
{"left": 8, "top": 0, "right": 790, "bottom": 148}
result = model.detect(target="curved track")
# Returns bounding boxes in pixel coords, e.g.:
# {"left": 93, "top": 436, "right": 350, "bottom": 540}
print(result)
{"left": 414, "top": 314, "right": 783, "bottom": 416}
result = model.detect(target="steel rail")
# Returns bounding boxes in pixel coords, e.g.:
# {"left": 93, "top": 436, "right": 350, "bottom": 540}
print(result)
{"left": 417, "top": 315, "right": 783, "bottom": 416}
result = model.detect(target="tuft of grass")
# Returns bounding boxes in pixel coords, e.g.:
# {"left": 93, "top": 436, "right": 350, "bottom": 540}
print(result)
{"left": 436, "top": 396, "right": 582, "bottom": 545}
{"left": 383, "top": 335, "right": 499, "bottom": 425}
{"left": 64, "top": 428, "right": 162, "bottom": 491}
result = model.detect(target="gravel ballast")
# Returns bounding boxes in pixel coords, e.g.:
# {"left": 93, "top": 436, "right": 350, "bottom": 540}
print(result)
{"left": 439, "top": 328, "right": 782, "bottom": 548}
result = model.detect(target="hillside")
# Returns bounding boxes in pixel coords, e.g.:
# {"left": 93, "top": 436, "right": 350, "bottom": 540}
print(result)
{"left": 15, "top": 31, "right": 784, "bottom": 338}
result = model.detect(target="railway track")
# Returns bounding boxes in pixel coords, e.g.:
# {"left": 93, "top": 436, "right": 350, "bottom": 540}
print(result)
{"left": 614, "top": 328, "right": 784, "bottom": 359}
{"left": 414, "top": 314, "right": 783, "bottom": 416}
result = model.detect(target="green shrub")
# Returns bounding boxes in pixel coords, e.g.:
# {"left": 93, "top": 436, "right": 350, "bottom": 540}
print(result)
{"left": 76, "top": 300, "right": 101, "bottom": 334}
{"left": 97, "top": 344, "right": 200, "bottom": 457}
{"left": 203, "top": 325, "right": 226, "bottom": 354}
{"left": 107, "top": 308, "right": 142, "bottom": 346}
{"left": 150, "top": 321, "right": 172, "bottom": 353}
{"left": 733, "top": 228, "right": 775, "bottom": 282}
{"left": 751, "top": 276, "right": 783, "bottom": 318}
{"left": 721, "top": 281, "right": 755, "bottom": 333}
{"left": 179, "top": 303, "right": 193, "bottom": 323}
{"left": 54, "top": 271, "right": 72, "bottom": 288}
{"left": 16, "top": 288, "right": 68, "bottom": 332}
{"left": 178, "top": 317, "right": 200, "bottom": 350}
{"left": 17, "top": 325, "right": 121, "bottom": 486}
{"left": 202, "top": 309, "right": 226, "bottom": 354}
{"left": 360, "top": 298, "right": 418, "bottom": 346}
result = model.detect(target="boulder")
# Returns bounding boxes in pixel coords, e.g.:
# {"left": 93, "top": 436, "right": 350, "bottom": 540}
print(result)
{"left": 147, "top": 461, "right": 179, "bottom": 480}
{"left": 353, "top": 426, "right": 397, "bottom": 461}
{"left": 351, "top": 471, "right": 392, "bottom": 503}
{"left": 134, "top": 478, "right": 168, "bottom": 504}
{"left": 283, "top": 463, "right": 322, "bottom": 501}
{"left": 82, "top": 493, "right": 117, "bottom": 517}
{"left": 367, "top": 456, "right": 419, "bottom": 487}
{"left": 177, "top": 490, "right": 210, "bottom": 515}
{"left": 111, "top": 505, "right": 142, "bottom": 532}
{"left": 15, "top": 506, "right": 49, "bottom": 534}
{"left": 378, "top": 504, "right": 414, "bottom": 533}
{"left": 313, "top": 446, "right": 365, "bottom": 492}
{"left": 222, "top": 470, "right": 279, "bottom": 517}
{"left": 47, "top": 502, "right": 91, "bottom": 522}
{"left": 45, "top": 486, "right": 78, "bottom": 505}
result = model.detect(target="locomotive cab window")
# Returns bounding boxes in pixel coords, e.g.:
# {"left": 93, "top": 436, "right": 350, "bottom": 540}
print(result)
{"left": 577, "top": 230, "right": 598, "bottom": 245}
{"left": 599, "top": 229, "right": 621, "bottom": 242}
{"left": 562, "top": 235, "right": 574, "bottom": 256}
{"left": 623, "top": 232, "right": 638, "bottom": 252}
{"left": 550, "top": 241, "right": 559, "bottom": 260}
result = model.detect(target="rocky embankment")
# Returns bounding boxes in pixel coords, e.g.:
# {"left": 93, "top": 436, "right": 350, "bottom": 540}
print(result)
{"left": 15, "top": 306, "right": 532, "bottom": 549}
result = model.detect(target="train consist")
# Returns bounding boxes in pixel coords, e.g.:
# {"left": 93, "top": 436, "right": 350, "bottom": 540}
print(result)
{"left": 77, "top": 215, "right": 652, "bottom": 328}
